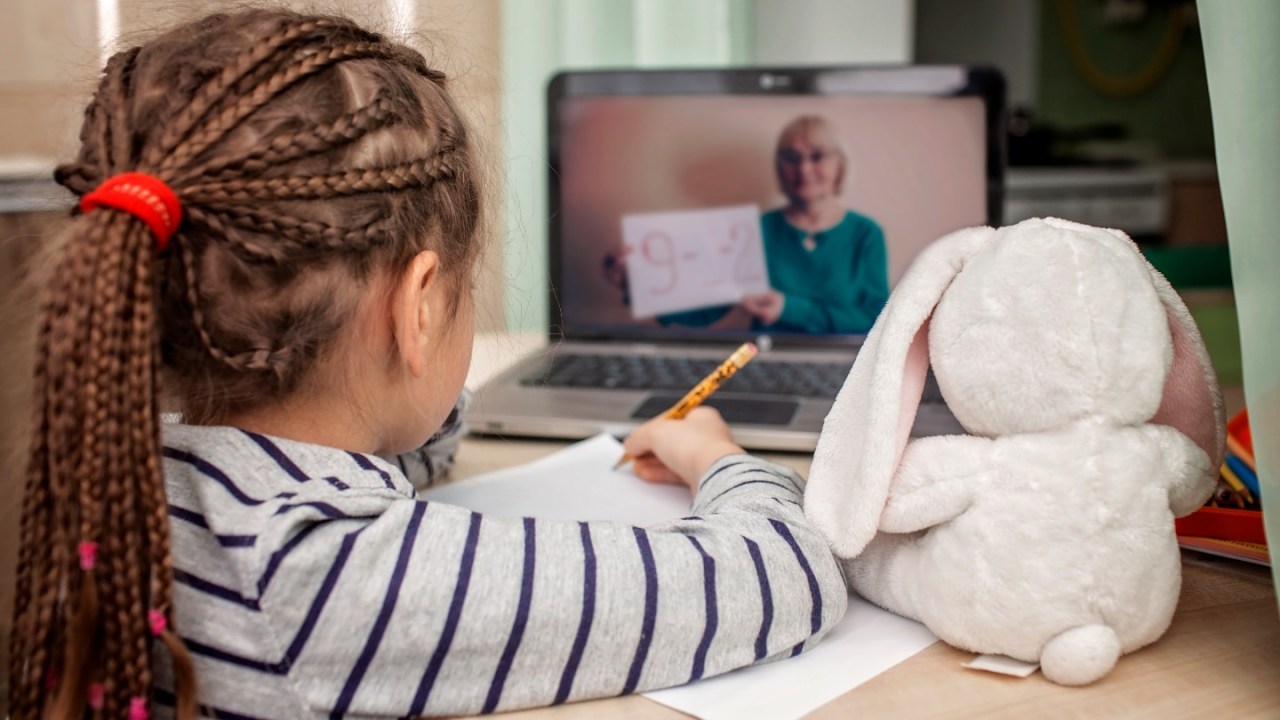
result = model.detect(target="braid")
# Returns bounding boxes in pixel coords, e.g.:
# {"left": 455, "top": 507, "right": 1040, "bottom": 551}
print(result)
{"left": 162, "top": 42, "right": 400, "bottom": 174}
{"left": 8, "top": 286, "right": 56, "bottom": 712}
{"left": 186, "top": 151, "right": 455, "bottom": 203}
{"left": 10, "top": 276, "right": 64, "bottom": 716}
{"left": 193, "top": 91, "right": 401, "bottom": 182}
{"left": 191, "top": 204, "right": 393, "bottom": 259}
{"left": 52, "top": 163, "right": 97, "bottom": 197}
{"left": 105, "top": 49, "right": 141, "bottom": 173}
{"left": 145, "top": 18, "right": 342, "bottom": 167}
{"left": 11, "top": 208, "right": 114, "bottom": 715}
{"left": 177, "top": 238, "right": 294, "bottom": 376}
{"left": 47, "top": 207, "right": 128, "bottom": 716}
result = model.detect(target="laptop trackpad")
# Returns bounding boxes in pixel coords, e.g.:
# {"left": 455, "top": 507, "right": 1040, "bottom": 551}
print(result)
{"left": 630, "top": 395, "right": 800, "bottom": 426}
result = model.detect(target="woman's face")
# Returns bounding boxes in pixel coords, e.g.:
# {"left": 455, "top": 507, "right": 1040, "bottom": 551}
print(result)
{"left": 776, "top": 132, "right": 843, "bottom": 207}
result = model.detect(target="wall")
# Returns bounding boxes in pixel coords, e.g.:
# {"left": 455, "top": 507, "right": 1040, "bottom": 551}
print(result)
{"left": 1036, "top": 0, "right": 1214, "bottom": 160}
{"left": 0, "top": 0, "right": 98, "bottom": 159}
{"left": 754, "top": 0, "right": 914, "bottom": 66}
{"left": 915, "top": 0, "right": 1039, "bottom": 109}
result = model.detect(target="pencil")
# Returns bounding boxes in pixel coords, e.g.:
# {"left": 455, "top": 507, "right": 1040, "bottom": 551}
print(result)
{"left": 1220, "top": 462, "right": 1255, "bottom": 506}
{"left": 1225, "top": 434, "right": 1256, "bottom": 473}
{"left": 1225, "top": 454, "right": 1261, "bottom": 499}
{"left": 613, "top": 342, "right": 758, "bottom": 470}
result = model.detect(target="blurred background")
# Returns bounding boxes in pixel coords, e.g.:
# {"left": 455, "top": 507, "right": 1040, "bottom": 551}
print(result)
{"left": 1, "top": 0, "right": 1254, "bottom": 700}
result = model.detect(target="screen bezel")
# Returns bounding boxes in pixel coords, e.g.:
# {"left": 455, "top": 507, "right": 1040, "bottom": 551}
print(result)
{"left": 546, "top": 65, "right": 1006, "bottom": 348}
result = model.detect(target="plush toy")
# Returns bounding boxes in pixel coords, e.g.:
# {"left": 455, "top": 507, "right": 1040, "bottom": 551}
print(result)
{"left": 804, "top": 217, "right": 1224, "bottom": 686}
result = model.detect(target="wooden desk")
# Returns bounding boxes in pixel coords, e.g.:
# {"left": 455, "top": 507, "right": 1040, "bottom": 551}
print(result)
{"left": 453, "top": 436, "right": 1279, "bottom": 720}
{"left": 457, "top": 334, "right": 1277, "bottom": 719}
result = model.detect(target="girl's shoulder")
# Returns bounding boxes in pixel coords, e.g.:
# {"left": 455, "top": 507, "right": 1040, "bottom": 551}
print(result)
{"left": 161, "top": 422, "right": 416, "bottom": 498}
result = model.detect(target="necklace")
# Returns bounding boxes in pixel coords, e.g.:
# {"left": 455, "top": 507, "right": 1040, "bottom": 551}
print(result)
{"left": 802, "top": 234, "right": 818, "bottom": 252}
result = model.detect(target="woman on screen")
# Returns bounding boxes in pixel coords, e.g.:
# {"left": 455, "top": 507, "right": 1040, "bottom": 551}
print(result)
{"left": 658, "top": 114, "right": 890, "bottom": 334}
{"left": 601, "top": 115, "right": 890, "bottom": 334}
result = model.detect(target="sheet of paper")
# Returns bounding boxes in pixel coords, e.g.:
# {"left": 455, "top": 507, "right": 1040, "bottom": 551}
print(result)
{"left": 421, "top": 434, "right": 691, "bottom": 523}
{"left": 621, "top": 204, "right": 770, "bottom": 319}
{"left": 422, "top": 434, "right": 938, "bottom": 720}
{"left": 647, "top": 599, "right": 937, "bottom": 720}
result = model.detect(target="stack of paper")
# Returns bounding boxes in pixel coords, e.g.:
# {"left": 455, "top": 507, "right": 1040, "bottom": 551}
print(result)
{"left": 421, "top": 434, "right": 938, "bottom": 720}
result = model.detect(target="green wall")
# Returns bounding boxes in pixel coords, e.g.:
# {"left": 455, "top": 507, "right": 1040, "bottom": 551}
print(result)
{"left": 1037, "top": 0, "right": 1215, "bottom": 159}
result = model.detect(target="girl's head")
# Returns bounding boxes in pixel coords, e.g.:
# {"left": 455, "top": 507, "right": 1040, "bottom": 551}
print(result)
{"left": 774, "top": 115, "right": 848, "bottom": 207}
{"left": 10, "top": 9, "right": 482, "bottom": 718}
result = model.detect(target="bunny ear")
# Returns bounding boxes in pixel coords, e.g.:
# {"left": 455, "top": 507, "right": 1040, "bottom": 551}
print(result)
{"left": 1145, "top": 261, "right": 1226, "bottom": 468}
{"left": 805, "top": 226, "right": 996, "bottom": 558}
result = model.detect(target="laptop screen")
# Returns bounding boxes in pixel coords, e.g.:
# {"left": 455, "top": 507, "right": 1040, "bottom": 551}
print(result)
{"left": 549, "top": 67, "right": 1004, "bottom": 348}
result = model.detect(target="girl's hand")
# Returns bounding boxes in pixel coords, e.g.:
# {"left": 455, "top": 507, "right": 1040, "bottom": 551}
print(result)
{"left": 623, "top": 407, "right": 745, "bottom": 491}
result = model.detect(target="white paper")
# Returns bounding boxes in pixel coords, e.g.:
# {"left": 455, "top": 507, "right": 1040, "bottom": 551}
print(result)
{"left": 423, "top": 434, "right": 938, "bottom": 720}
{"left": 621, "top": 204, "right": 770, "bottom": 319}
{"left": 963, "top": 654, "right": 1039, "bottom": 678}
{"left": 647, "top": 599, "right": 936, "bottom": 720}
{"left": 421, "top": 434, "right": 691, "bottom": 524}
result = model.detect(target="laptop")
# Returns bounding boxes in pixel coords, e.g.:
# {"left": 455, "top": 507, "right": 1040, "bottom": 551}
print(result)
{"left": 469, "top": 65, "right": 1005, "bottom": 451}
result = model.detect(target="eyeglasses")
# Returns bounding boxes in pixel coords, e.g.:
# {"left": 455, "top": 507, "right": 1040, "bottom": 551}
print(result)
{"left": 777, "top": 148, "right": 838, "bottom": 167}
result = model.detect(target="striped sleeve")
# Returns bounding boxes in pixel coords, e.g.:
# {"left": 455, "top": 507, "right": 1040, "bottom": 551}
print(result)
{"left": 244, "top": 453, "right": 845, "bottom": 717}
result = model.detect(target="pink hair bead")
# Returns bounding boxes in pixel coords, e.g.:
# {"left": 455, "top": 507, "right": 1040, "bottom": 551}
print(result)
{"left": 128, "top": 696, "right": 148, "bottom": 720}
{"left": 147, "top": 608, "right": 168, "bottom": 637}
{"left": 78, "top": 541, "right": 99, "bottom": 571}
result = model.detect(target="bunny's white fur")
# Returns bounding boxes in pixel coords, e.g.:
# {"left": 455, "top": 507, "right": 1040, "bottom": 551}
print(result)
{"left": 806, "top": 218, "right": 1224, "bottom": 685}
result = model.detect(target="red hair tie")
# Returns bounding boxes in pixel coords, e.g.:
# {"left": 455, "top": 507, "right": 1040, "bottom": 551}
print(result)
{"left": 79, "top": 172, "right": 182, "bottom": 251}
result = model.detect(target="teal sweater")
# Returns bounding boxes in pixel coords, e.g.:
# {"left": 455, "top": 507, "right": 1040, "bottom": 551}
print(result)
{"left": 661, "top": 208, "right": 889, "bottom": 334}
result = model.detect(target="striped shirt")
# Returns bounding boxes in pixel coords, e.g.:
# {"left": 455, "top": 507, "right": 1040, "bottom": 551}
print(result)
{"left": 154, "top": 422, "right": 847, "bottom": 718}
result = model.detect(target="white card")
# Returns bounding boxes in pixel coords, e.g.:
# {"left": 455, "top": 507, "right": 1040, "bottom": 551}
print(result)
{"left": 621, "top": 204, "right": 770, "bottom": 319}
{"left": 962, "top": 654, "right": 1040, "bottom": 678}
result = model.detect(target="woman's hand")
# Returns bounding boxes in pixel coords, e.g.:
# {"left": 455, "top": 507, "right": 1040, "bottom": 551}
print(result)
{"left": 601, "top": 246, "right": 630, "bottom": 292}
{"left": 622, "top": 407, "right": 745, "bottom": 491}
{"left": 742, "top": 290, "right": 785, "bottom": 326}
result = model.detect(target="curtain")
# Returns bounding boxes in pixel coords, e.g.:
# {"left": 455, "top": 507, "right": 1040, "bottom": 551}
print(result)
{"left": 1200, "top": 0, "right": 1280, "bottom": 596}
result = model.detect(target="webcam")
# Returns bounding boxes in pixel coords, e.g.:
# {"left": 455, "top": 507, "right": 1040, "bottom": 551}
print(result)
{"left": 758, "top": 72, "right": 793, "bottom": 90}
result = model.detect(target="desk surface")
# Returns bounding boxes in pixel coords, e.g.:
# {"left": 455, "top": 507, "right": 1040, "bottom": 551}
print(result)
{"left": 454, "top": 436, "right": 1280, "bottom": 720}
{"left": 457, "top": 334, "right": 1277, "bottom": 718}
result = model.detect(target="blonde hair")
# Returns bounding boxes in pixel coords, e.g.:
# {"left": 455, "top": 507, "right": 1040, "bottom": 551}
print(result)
{"left": 774, "top": 114, "right": 849, "bottom": 195}
{"left": 9, "top": 9, "right": 483, "bottom": 718}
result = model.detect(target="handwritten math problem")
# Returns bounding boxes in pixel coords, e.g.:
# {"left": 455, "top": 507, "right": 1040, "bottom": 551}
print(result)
{"left": 621, "top": 204, "right": 771, "bottom": 319}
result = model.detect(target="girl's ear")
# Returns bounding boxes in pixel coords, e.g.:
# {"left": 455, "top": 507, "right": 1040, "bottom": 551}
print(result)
{"left": 392, "top": 250, "right": 441, "bottom": 378}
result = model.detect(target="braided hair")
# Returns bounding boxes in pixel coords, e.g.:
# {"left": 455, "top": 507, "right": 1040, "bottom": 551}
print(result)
{"left": 9, "top": 9, "right": 482, "bottom": 718}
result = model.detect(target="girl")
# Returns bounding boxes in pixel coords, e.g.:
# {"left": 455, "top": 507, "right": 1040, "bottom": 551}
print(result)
{"left": 9, "top": 9, "right": 846, "bottom": 718}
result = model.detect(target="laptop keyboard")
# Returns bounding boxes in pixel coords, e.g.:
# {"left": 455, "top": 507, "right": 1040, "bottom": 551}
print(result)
{"left": 520, "top": 352, "right": 946, "bottom": 402}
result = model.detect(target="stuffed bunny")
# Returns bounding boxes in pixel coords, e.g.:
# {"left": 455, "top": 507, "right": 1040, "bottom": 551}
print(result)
{"left": 805, "top": 217, "right": 1224, "bottom": 686}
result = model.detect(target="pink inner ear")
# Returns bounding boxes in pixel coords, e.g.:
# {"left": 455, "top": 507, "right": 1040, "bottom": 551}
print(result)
{"left": 894, "top": 320, "right": 930, "bottom": 468}
{"left": 1151, "top": 313, "right": 1219, "bottom": 459}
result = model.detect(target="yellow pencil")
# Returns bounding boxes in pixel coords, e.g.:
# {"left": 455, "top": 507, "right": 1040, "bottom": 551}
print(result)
{"left": 613, "top": 342, "right": 758, "bottom": 470}
{"left": 1220, "top": 462, "right": 1255, "bottom": 506}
